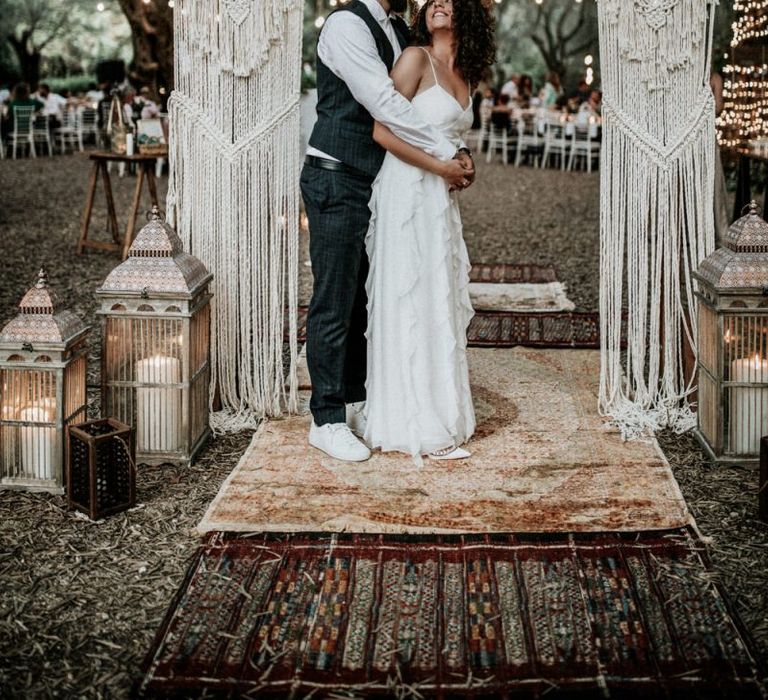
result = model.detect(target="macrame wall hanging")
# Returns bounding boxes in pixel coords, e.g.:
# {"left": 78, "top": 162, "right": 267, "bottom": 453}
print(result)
{"left": 597, "top": 0, "right": 717, "bottom": 437}
{"left": 167, "top": 0, "right": 302, "bottom": 430}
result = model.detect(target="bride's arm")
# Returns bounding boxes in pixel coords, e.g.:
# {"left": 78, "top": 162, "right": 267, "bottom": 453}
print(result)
{"left": 373, "top": 48, "right": 468, "bottom": 187}
{"left": 373, "top": 122, "right": 465, "bottom": 184}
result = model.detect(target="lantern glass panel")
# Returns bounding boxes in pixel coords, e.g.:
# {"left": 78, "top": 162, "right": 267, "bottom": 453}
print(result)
{"left": 104, "top": 315, "right": 184, "bottom": 454}
{"left": 189, "top": 303, "right": 210, "bottom": 446}
{"left": 0, "top": 367, "right": 58, "bottom": 482}
{"left": 64, "top": 354, "right": 87, "bottom": 425}
{"left": 723, "top": 313, "right": 768, "bottom": 454}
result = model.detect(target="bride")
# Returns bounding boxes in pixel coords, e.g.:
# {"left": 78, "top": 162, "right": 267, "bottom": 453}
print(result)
{"left": 363, "top": 0, "right": 495, "bottom": 461}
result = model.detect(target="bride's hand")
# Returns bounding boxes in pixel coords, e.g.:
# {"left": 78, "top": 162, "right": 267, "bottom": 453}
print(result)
{"left": 440, "top": 158, "right": 471, "bottom": 190}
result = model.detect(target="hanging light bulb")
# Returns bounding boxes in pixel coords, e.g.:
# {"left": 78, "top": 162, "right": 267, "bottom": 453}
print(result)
{"left": 96, "top": 1, "right": 105, "bottom": 10}
{"left": 315, "top": 15, "right": 325, "bottom": 28}
{"left": 168, "top": 0, "right": 174, "bottom": 6}
{"left": 584, "top": 54, "right": 593, "bottom": 66}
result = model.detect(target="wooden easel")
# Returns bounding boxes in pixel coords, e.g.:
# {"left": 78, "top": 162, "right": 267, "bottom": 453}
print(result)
{"left": 78, "top": 151, "right": 163, "bottom": 260}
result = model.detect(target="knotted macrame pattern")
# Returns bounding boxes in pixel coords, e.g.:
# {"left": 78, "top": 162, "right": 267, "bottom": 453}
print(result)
{"left": 597, "top": 0, "right": 717, "bottom": 437}
{"left": 167, "top": 0, "right": 302, "bottom": 430}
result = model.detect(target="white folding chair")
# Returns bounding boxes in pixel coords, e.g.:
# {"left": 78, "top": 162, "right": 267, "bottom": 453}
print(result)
{"left": 541, "top": 114, "right": 570, "bottom": 170}
{"left": 514, "top": 113, "right": 541, "bottom": 167}
{"left": 10, "top": 106, "right": 36, "bottom": 159}
{"left": 33, "top": 115, "right": 54, "bottom": 156}
{"left": 467, "top": 104, "right": 491, "bottom": 155}
{"left": 55, "top": 107, "right": 80, "bottom": 153}
{"left": 568, "top": 122, "right": 601, "bottom": 172}
{"left": 78, "top": 107, "right": 100, "bottom": 150}
{"left": 485, "top": 117, "right": 514, "bottom": 165}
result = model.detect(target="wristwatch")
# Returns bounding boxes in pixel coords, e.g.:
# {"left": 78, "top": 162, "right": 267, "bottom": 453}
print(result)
{"left": 456, "top": 147, "right": 472, "bottom": 158}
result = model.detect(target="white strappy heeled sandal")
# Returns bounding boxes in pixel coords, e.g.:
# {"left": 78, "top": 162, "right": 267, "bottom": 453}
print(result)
{"left": 428, "top": 445, "right": 471, "bottom": 461}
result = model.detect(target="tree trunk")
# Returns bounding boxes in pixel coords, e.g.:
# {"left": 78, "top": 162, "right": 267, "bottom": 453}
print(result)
{"left": 116, "top": 0, "right": 174, "bottom": 97}
{"left": 7, "top": 32, "right": 41, "bottom": 88}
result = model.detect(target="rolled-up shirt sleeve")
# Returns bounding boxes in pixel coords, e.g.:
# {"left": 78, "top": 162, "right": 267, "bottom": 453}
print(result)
{"left": 318, "top": 12, "right": 457, "bottom": 161}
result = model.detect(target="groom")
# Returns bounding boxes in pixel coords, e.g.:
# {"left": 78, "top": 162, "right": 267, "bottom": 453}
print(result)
{"left": 301, "top": 0, "right": 475, "bottom": 462}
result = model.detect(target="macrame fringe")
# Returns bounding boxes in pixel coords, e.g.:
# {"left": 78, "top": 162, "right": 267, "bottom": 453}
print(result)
{"left": 168, "top": 0, "right": 303, "bottom": 432}
{"left": 597, "top": 0, "right": 717, "bottom": 439}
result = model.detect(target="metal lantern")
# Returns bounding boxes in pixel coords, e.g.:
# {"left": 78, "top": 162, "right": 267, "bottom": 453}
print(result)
{"left": 96, "top": 205, "right": 213, "bottom": 466}
{"left": 695, "top": 201, "right": 768, "bottom": 464}
{"left": 0, "top": 269, "right": 90, "bottom": 492}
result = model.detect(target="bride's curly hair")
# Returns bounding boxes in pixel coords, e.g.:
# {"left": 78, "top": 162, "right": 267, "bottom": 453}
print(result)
{"left": 410, "top": 0, "right": 496, "bottom": 88}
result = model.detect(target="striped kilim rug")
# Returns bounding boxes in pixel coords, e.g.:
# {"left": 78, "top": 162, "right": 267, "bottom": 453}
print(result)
{"left": 138, "top": 529, "right": 764, "bottom": 698}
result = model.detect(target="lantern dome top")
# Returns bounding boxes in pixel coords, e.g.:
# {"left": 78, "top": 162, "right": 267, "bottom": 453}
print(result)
{"left": 696, "top": 202, "right": 768, "bottom": 291}
{"left": 723, "top": 201, "right": 768, "bottom": 253}
{"left": 97, "top": 206, "right": 212, "bottom": 298}
{"left": 0, "top": 268, "right": 89, "bottom": 346}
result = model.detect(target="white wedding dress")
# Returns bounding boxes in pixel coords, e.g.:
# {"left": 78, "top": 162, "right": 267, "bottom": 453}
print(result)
{"left": 363, "top": 52, "right": 476, "bottom": 459}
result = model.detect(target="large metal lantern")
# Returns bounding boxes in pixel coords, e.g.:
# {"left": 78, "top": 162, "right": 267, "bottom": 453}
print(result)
{"left": 695, "top": 201, "right": 768, "bottom": 464}
{"left": 96, "top": 206, "right": 213, "bottom": 466}
{"left": 0, "top": 269, "right": 90, "bottom": 492}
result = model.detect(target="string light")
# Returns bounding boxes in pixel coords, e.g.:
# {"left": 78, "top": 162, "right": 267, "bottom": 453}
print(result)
{"left": 731, "top": 1, "right": 768, "bottom": 45}
{"left": 315, "top": 16, "right": 325, "bottom": 28}
{"left": 96, "top": 1, "right": 105, "bottom": 10}
{"left": 717, "top": 1, "right": 768, "bottom": 149}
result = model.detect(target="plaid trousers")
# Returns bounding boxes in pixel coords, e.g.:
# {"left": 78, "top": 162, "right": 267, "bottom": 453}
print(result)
{"left": 300, "top": 162, "right": 374, "bottom": 426}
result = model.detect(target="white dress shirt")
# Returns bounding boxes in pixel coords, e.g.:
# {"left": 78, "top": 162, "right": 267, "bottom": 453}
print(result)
{"left": 306, "top": 0, "right": 456, "bottom": 163}
{"left": 39, "top": 92, "right": 67, "bottom": 119}
{"left": 500, "top": 80, "right": 518, "bottom": 101}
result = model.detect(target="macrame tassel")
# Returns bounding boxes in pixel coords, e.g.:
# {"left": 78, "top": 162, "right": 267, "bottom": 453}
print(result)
{"left": 597, "top": 0, "right": 717, "bottom": 438}
{"left": 168, "top": 0, "right": 302, "bottom": 431}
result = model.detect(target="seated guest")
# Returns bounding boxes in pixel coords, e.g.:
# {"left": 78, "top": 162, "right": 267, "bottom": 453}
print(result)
{"left": 578, "top": 89, "right": 602, "bottom": 118}
{"left": 570, "top": 78, "right": 590, "bottom": 105}
{"left": 491, "top": 93, "right": 513, "bottom": 132}
{"left": 36, "top": 83, "right": 67, "bottom": 127}
{"left": 540, "top": 72, "right": 563, "bottom": 110}
{"left": 138, "top": 86, "right": 161, "bottom": 119}
{"left": 8, "top": 82, "right": 44, "bottom": 122}
{"left": 517, "top": 74, "right": 534, "bottom": 108}
{"left": 86, "top": 82, "right": 105, "bottom": 107}
{"left": 500, "top": 74, "right": 520, "bottom": 102}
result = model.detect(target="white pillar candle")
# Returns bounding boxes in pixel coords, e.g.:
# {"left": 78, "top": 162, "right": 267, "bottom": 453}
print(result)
{"left": 20, "top": 404, "right": 55, "bottom": 480}
{"left": 730, "top": 355, "right": 768, "bottom": 454}
{"left": 136, "top": 355, "right": 181, "bottom": 453}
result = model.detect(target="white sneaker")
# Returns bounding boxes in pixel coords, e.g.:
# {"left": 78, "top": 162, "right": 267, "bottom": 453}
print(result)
{"left": 309, "top": 421, "right": 371, "bottom": 462}
{"left": 346, "top": 401, "right": 366, "bottom": 438}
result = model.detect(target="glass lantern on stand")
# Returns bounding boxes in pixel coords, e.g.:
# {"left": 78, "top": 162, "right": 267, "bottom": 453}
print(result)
{"left": 695, "top": 201, "right": 768, "bottom": 464}
{"left": 96, "top": 206, "right": 213, "bottom": 466}
{"left": 0, "top": 269, "right": 90, "bottom": 492}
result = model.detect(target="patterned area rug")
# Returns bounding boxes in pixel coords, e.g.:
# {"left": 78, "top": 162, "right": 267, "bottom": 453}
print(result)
{"left": 293, "top": 306, "right": 603, "bottom": 348}
{"left": 291, "top": 263, "right": 602, "bottom": 348}
{"left": 138, "top": 529, "right": 765, "bottom": 698}
{"left": 199, "top": 349, "right": 692, "bottom": 534}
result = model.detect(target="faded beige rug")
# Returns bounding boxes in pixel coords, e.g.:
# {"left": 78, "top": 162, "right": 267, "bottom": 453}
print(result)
{"left": 199, "top": 348, "right": 692, "bottom": 534}
{"left": 468, "top": 281, "right": 575, "bottom": 312}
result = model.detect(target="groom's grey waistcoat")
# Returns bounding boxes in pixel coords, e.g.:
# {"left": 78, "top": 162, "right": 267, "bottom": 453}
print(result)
{"left": 308, "top": 0, "right": 408, "bottom": 179}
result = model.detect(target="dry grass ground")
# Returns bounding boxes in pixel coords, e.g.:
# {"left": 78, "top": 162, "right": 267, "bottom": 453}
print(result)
{"left": 0, "top": 154, "right": 765, "bottom": 698}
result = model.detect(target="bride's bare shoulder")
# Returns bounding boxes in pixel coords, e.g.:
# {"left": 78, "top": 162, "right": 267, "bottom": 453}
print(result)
{"left": 391, "top": 46, "right": 429, "bottom": 94}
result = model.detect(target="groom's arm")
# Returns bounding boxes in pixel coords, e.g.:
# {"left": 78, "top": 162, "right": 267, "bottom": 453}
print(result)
{"left": 318, "top": 12, "right": 457, "bottom": 161}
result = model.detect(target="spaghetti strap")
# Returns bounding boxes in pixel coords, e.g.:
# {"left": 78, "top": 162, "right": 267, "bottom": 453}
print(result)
{"left": 419, "top": 47, "right": 440, "bottom": 88}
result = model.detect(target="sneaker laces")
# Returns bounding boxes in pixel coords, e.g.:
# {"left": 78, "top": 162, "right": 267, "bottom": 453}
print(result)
{"left": 328, "top": 423, "right": 362, "bottom": 448}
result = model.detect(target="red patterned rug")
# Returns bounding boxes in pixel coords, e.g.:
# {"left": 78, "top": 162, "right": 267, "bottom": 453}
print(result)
{"left": 138, "top": 529, "right": 764, "bottom": 698}
{"left": 290, "top": 263, "right": 606, "bottom": 348}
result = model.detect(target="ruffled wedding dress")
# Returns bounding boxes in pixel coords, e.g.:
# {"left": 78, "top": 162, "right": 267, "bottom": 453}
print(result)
{"left": 363, "top": 59, "right": 476, "bottom": 459}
